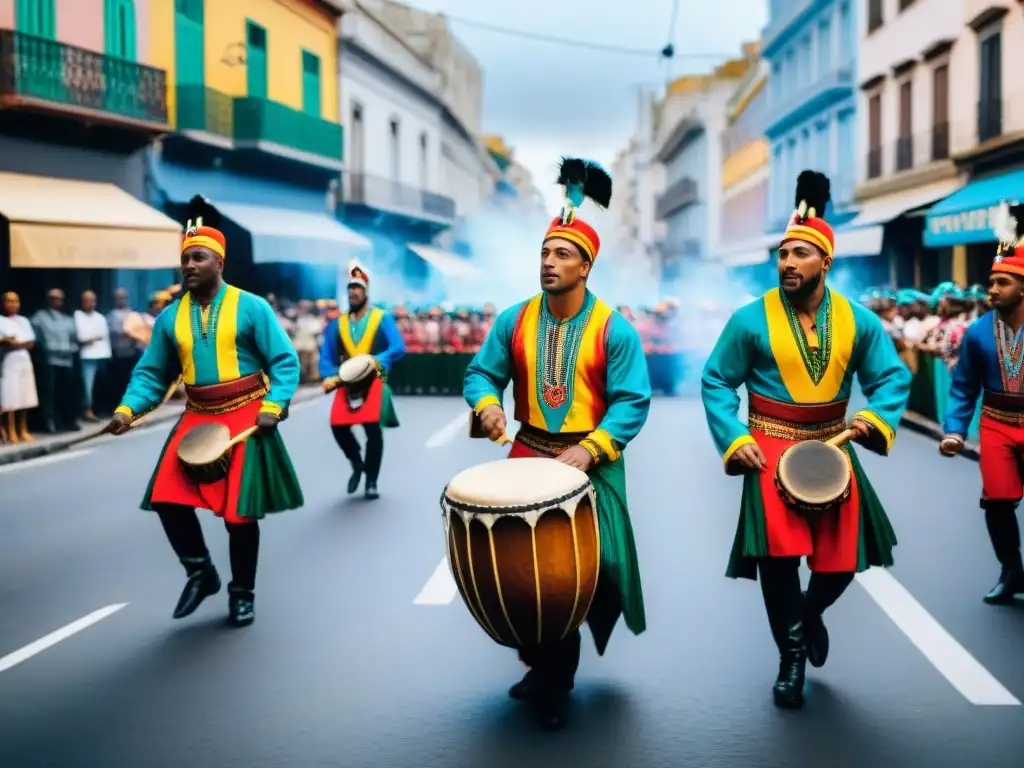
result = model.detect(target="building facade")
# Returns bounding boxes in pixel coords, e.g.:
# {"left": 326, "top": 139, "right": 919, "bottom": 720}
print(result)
{"left": 762, "top": 0, "right": 861, "bottom": 285}
{"left": 720, "top": 52, "right": 773, "bottom": 290}
{"left": 849, "top": 0, "right": 970, "bottom": 292}
{"left": 0, "top": 0, "right": 184, "bottom": 311}
{"left": 145, "top": 0, "right": 361, "bottom": 302}
{"left": 923, "top": 1, "right": 1024, "bottom": 288}
{"left": 652, "top": 63, "right": 744, "bottom": 283}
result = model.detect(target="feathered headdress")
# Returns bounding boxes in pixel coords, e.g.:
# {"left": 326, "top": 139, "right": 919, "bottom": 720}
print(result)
{"left": 181, "top": 195, "right": 226, "bottom": 258}
{"left": 556, "top": 157, "right": 612, "bottom": 225}
{"left": 347, "top": 259, "right": 369, "bottom": 289}
{"left": 782, "top": 170, "right": 835, "bottom": 260}
{"left": 994, "top": 201, "right": 1024, "bottom": 256}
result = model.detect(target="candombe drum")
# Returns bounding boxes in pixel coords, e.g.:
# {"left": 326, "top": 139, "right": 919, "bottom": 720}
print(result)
{"left": 176, "top": 424, "right": 260, "bottom": 484}
{"left": 440, "top": 457, "right": 600, "bottom": 648}
{"left": 774, "top": 428, "right": 857, "bottom": 517}
{"left": 338, "top": 354, "right": 378, "bottom": 407}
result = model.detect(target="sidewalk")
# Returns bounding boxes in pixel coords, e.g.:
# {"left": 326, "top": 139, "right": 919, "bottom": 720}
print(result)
{"left": 0, "top": 385, "right": 323, "bottom": 467}
{"left": 899, "top": 410, "right": 980, "bottom": 461}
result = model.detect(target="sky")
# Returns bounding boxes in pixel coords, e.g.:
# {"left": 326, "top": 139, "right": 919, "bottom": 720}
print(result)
{"left": 403, "top": 0, "right": 768, "bottom": 212}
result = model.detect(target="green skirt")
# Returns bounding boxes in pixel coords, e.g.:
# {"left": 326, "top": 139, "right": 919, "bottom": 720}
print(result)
{"left": 380, "top": 382, "right": 400, "bottom": 428}
{"left": 585, "top": 455, "right": 647, "bottom": 655}
{"left": 140, "top": 414, "right": 304, "bottom": 520}
{"left": 725, "top": 445, "right": 898, "bottom": 581}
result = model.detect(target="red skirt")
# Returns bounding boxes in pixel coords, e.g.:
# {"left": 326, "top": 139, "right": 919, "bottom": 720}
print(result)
{"left": 149, "top": 398, "right": 262, "bottom": 524}
{"left": 330, "top": 378, "right": 384, "bottom": 426}
{"left": 748, "top": 393, "right": 860, "bottom": 572}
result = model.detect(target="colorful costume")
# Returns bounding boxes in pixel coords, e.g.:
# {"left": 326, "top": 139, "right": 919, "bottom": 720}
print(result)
{"left": 701, "top": 171, "right": 911, "bottom": 709}
{"left": 944, "top": 202, "right": 1024, "bottom": 604}
{"left": 463, "top": 157, "right": 650, "bottom": 729}
{"left": 319, "top": 260, "right": 405, "bottom": 499}
{"left": 117, "top": 196, "right": 303, "bottom": 626}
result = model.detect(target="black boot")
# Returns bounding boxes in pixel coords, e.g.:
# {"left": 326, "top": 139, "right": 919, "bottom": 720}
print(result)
{"left": 347, "top": 462, "right": 364, "bottom": 494}
{"left": 228, "top": 587, "right": 255, "bottom": 627}
{"left": 173, "top": 558, "right": 221, "bottom": 619}
{"left": 802, "top": 572, "right": 853, "bottom": 668}
{"left": 773, "top": 621, "right": 807, "bottom": 709}
{"left": 802, "top": 591, "right": 829, "bottom": 669}
{"left": 984, "top": 505, "right": 1024, "bottom": 605}
{"left": 536, "top": 689, "right": 569, "bottom": 731}
{"left": 509, "top": 669, "right": 538, "bottom": 700}
{"left": 364, "top": 481, "right": 379, "bottom": 500}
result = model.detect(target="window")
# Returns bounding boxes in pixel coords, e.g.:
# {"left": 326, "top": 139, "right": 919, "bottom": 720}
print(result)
{"left": 105, "top": 0, "right": 137, "bottom": 61}
{"left": 898, "top": 0, "right": 916, "bottom": 10}
{"left": 418, "top": 132, "right": 428, "bottom": 189}
{"left": 16, "top": 0, "right": 56, "bottom": 38}
{"left": 350, "top": 103, "right": 364, "bottom": 172}
{"left": 896, "top": 80, "right": 913, "bottom": 170}
{"left": 245, "top": 20, "right": 268, "bottom": 99}
{"left": 932, "top": 64, "right": 949, "bottom": 159}
{"left": 978, "top": 30, "right": 1002, "bottom": 141}
{"left": 867, "top": 0, "right": 883, "bottom": 33}
{"left": 839, "top": 2, "right": 851, "bottom": 61}
{"left": 389, "top": 118, "right": 400, "bottom": 183}
{"left": 867, "top": 93, "right": 882, "bottom": 178}
{"left": 301, "top": 50, "right": 321, "bottom": 117}
{"left": 817, "top": 20, "right": 831, "bottom": 75}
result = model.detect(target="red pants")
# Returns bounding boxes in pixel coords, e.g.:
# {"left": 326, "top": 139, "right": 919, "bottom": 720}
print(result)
{"left": 979, "top": 413, "right": 1024, "bottom": 502}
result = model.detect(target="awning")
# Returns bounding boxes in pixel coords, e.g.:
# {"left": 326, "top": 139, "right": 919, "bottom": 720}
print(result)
{"left": 407, "top": 244, "right": 480, "bottom": 278}
{"left": 924, "top": 168, "right": 1024, "bottom": 248}
{"left": 215, "top": 202, "right": 372, "bottom": 266}
{"left": 719, "top": 234, "right": 780, "bottom": 267}
{"left": 832, "top": 225, "right": 884, "bottom": 257}
{"left": 0, "top": 171, "right": 182, "bottom": 269}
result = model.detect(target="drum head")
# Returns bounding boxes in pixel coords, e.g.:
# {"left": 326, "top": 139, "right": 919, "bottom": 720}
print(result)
{"left": 778, "top": 442, "right": 850, "bottom": 504}
{"left": 445, "top": 458, "right": 590, "bottom": 509}
{"left": 339, "top": 355, "right": 375, "bottom": 384}
{"left": 177, "top": 423, "right": 231, "bottom": 465}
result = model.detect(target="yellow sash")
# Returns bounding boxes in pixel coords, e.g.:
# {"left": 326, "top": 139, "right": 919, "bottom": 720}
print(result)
{"left": 339, "top": 308, "right": 383, "bottom": 358}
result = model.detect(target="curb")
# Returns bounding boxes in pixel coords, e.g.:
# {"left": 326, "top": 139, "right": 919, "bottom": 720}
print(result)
{"left": 900, "top": 410, "right": 980, "bottom": 461}
{"left": 0, "top": 386, "right": 323, "bottom": 468}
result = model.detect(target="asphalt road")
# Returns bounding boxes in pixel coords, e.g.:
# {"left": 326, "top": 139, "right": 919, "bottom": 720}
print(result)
{"left": 1, "top": 393, "right": 1024, "bottom": 767}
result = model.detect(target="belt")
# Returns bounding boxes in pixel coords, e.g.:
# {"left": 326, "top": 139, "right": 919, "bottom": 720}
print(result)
{"left": 514, "top": 423, "right": 589, "bottom": 458}
{"left": 185, "top": 373, "right": 268, "bottom": 414}
{"left": 747, "top": 392, "right": 847, "bottom": 441}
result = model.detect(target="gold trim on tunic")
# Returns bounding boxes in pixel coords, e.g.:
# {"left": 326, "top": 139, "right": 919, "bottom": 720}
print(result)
{"left": 747, "top": 412, "right": 846, "bottom": 441}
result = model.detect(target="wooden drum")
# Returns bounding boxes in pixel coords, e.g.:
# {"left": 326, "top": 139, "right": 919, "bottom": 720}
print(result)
{"left": 338, "top": 354, "right": 377, "bottom": 405}
{"left": 774, "top": 428, "right": 856, "bottom": 517}
{"left": 440, "top": 457, "right": 600, "bottom": 648}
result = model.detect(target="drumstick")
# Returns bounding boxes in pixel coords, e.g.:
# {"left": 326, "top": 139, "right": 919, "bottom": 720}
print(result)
{"left": 495, "top": 434, "right": 512, "bottom": 446}
{"left": 824, "top": 428, "right": 859, "bottom": 448}
{"left": 222, "top": 425, "right": 260, "bottom": 451}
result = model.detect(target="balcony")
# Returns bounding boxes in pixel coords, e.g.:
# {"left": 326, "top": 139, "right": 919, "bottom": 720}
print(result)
{"left": 932, "top": 122, "right": 950, "bottom": 161}
{"left": 0, "top": 29, "right": 168, "bottom": 134}
{"left": 233, "top": 97, "right": 343, "bottom": 167}
{"left": 761, "top": 0, "right": 814, "bottom": 58}
{"left": 763, "top": 66, "right": 854, "bottom": 139}
{"left": 343, "top": 172, "right": 456, "bottom": 224}
{"left": 655, "top": 176, "right": 699, "bottom": 221}
{"left": 895, "top": 136, "right": 913, "bottom": 172}
{"left": 175, "top": 85, "right": 233, "bottom": 141}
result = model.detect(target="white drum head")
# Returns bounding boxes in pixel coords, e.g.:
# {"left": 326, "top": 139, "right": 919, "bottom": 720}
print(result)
{"left": 339, "top": 354, "right": 375, "bottom": 383}
{"left": 445, "top": 457, "right": 590, "bottom": 508}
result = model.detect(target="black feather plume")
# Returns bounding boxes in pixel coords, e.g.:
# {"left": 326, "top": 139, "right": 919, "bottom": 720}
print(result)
{"left": 556, "top": 157, "right": 613, "bottom": 210}
{"left": 184, "top": 194, "right": 221, "bottom": 230}
{"left": 1011, "top": 203, "right": 1024, "bottom": 242}
{"left": 794, "top": 170, "right": 831, "bottom": 221}
{"left": 583, "top": 161, "right": 612, "bottom": 209}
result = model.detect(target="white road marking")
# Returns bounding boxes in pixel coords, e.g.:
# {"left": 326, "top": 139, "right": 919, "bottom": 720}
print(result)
{"left": 856, "top": 569, "right": 1020, "bottom": 706}
{"left": 414, "top": 558, "right": 458, "bottom": 605}
{"left": 425, "top": 410, "right": 471, "bottom": 448}
{"left": 0, "top": 603, "right": 129, "bottom": 674}
{"left": 0, "top": 449, "right": 95, "bottom": 475}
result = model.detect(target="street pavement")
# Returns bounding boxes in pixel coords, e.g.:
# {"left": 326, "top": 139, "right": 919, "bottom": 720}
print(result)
{"left": 1, "top": 393, "right": 1023, "bottom": 767}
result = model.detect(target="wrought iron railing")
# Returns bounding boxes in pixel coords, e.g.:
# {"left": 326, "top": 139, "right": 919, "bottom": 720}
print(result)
{"left": 176, "top": 84, "right": 233, "bottom": 137}
{"left": 344, "top": 172, "right": 456, "bottom": 220}
{"left": 0, "top": 29, "right": 168, "bottom": 125}
{"left": 931, "top": 121, "right": 950, "bottom": 160}
{"left": 233, "top": 97, "right": 343, "bottom": 161}
{"left": 895, "top": 135, "right": 914, "bottom": 171}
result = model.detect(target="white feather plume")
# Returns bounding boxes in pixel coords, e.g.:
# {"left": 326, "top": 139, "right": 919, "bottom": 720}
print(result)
{"left": 994, "top": 201, "right": 1018, "bottom": 247}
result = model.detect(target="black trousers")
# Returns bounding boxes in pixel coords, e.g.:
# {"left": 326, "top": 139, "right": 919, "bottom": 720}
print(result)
{"left": 40, "top": 363, "right": 79, "bottom": 431}
{"left": 981, "top": 500, "right": 1023, "bottom": 571}
{"left": 155, "top": 504, "right": 260, "bottom": 592}
{"left": 518, "top": 628, "right": 582, "bottom": 692}
{"left": 757, "top": 557, "right": 854, "bottom": 650}
{"left": 331, "top": 423, "right": 383, "bottom": 482}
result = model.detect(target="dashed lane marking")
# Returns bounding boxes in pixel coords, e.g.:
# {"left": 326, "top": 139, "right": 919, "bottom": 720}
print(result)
{"left": 0, "top": 603, "right": 129, "bottom": 675}
{"left": 856, "top": 568, "right": 1020, "bottom": 706}
{"left": 0, "top": 449, "right": 95, "bottom": 475}
{"left": 414, "top": 558, "right": 458, "bottom": 605}
{"left": 425, "top": 410, "right": 471, "bottom": 448}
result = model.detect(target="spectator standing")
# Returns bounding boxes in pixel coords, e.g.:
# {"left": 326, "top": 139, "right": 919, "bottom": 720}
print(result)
{"left": 74, "top": 290, "right": 112, "bottom": 421}
{"left": 0, "top": 291, "right": 38, "bottom": 443}
{"left": 31, "top": 288, "right": 80, "bottom": 434}
{"left": 106, "top": 288, "right": 140, "bottom": 406}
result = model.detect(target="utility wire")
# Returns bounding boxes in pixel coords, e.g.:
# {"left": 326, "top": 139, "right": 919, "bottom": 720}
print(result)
{"left": 442, "top": 13, "right": 732, "bottom": 59}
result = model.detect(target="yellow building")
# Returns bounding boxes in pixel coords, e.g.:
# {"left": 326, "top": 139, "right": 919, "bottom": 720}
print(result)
{"left": 148, "top": 0, "right": 343, "bottom": 161}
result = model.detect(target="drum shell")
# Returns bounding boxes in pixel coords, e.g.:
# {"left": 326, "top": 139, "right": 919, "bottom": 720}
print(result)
{"left": 443, "top": 491, "right": 600, "bottom": 648}
{"left": 181, "top": 453, "right": 232, "bottom": 485}
{"left": 774, "top": 443, "right": 852, "bottom": 517}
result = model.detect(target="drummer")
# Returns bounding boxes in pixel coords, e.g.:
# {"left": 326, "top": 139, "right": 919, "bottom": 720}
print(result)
{"left": 464, "top": 157, "right": 651, "bottom": 731}
{"left": 319, "top": 259, "right": 406, "bottom": 500}
{"left": 941, "top": 202, "right": 1024, "bottom": 605}
{"left": 105, "top": 196, "right": 304, "bottom": 627}
{"left": 700, "top": 170, "right": 912, "bottom": 710}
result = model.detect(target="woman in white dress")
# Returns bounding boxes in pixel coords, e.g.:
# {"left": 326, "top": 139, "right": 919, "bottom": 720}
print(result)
{"left": 0, "top": 291, "right": 39, "bottom": 443}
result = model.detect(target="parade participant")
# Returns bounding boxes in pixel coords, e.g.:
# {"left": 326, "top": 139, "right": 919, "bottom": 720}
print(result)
{"left": 941, "top": 203, "right": 1024, "bottom": 605}
{"left": 464, "top": 157, "right": 651, "bottom": 731}
{"left": 701, "top": 170, "right": 911, "bottom": 710}
{"left": 106, "top": 196, "right": 303, "bottom": 627}
{"left": 319, "top": 261, "right": 406, "bottom": 500}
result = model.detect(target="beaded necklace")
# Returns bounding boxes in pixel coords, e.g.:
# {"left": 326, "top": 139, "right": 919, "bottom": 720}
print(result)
{"left": 536, "top": 297, "right": 592, "bottom": 409}
{"left": 190, "top": 291, "right": 222, "bottom": 345}
{"left": 995, "top": 315, "right": 1024, "bottom": 392}
{"left": 781, "top": 289, "right": 832, "bottom": 385}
